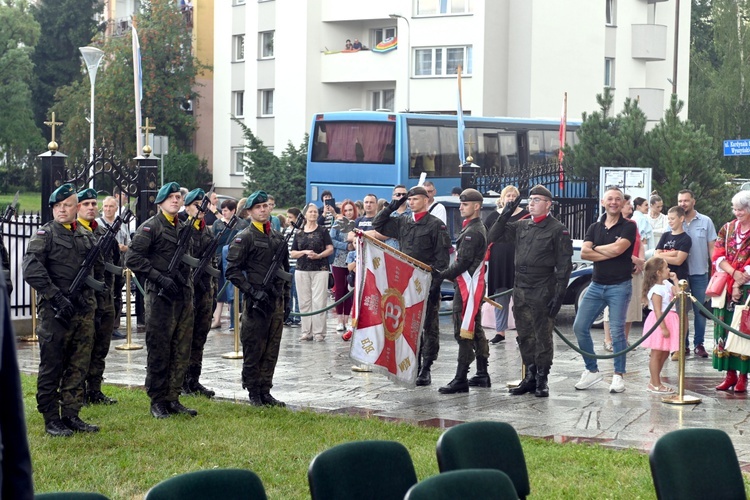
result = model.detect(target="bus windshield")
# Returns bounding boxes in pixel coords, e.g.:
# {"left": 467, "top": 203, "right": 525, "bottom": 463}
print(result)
{"left": 311, "top": 121, "right": 396, "bottom": 164}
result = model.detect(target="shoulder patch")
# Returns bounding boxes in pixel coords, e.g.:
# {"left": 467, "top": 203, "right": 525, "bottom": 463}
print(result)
{"left": 562, "top": 230, "right": 570, "bottom": 235}
{"left": 440, "top": 225, "right": 446, "bottom": 230}
{"left": 143, "top": 226, "right": 151, "bottom": 232}
{"left": 235, "top": 238, "right": 242, "bottom": 243}
{"left": 37, "top": 229, "right": 46, "bottom": 235}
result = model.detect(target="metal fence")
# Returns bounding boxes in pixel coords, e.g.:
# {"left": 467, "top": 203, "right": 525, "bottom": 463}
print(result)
{"left": 3, "top": 212, "right": 41, "bottom": 318}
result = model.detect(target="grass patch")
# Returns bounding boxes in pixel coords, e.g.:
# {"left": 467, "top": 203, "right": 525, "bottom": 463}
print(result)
{"left": 20, "top": 374, "right": 681, "bottom": 499}
{"left": 0, "top": 191, "right": 41, "bottom": 214}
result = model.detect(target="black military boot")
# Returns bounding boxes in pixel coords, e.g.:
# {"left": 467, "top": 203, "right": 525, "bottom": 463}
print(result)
{"left": 192, "top": 366, "right": 216, "bottom": 398}
{"left": 45, "top": 417, "right": 73, "bottom": 437}
{"left": 150, "top": 402, "right": 172, "bottom": 419}
{"left": 415, "top": 358, "right": 434, "bottom": 386}
{"left": 182, "top": 372, "right": 196, "bottom": 395}
{"left": 468, "top": 357, "right": 491, "bottom": 388}
{"left": 438, "top": 363, "right": 470, "bottom": 394}
{"left": 535, "top": 366, "right": 550, "bottom": 398}
{"left": 168, "top": 400, "right": 198, "bottom": 416}
{"left": 62, "top": 415, "right": 100, "bottom": 433}
{"left": 260, "top": 392, "right": 286, "bottom": 407}
{"left": 509, "top": 364, "right": 537, "bottom": 396}
{"left": 87, "top": 389, "right": 118, "bottom": 405}
{"left": 248, "top": 389, "right": 264, "bottom": 407}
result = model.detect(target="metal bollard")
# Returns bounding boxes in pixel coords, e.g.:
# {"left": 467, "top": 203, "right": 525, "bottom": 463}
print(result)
{"left": 222, "top": 293, "right": 242, "bottom": 359}
{"left": 116, "top": 268, "right": 143, "bottom": 351}
{"left": 663, "top": 279, "right": 701, "bottom": 405}
{"left": 21, "top": 288, "right": 39, "bottom": 342}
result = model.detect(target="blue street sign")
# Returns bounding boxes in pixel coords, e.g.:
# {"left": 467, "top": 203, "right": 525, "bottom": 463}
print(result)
{"left": 724, "top": 139, "right": 750, "bottom": 156}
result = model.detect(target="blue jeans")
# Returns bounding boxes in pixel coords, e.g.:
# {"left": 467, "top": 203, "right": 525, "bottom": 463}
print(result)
{"left": 573, "top": 280, "right": 632, "bottom": 374}
{"left": 688, "top": 273, "right": 708, "bottom": 348}
{"left": 290, "top": 266, "right": 300, "bottom": 323}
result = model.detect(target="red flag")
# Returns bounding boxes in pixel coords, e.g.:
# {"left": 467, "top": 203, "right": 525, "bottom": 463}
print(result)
{"left": 558, "top": 92, "right": 567, "bottom": 191}
{"left": 350, "top": 238, "right": 431, "bottom": 385}
{"left": 455, "top": 247, "right": 489, "bottom": 339}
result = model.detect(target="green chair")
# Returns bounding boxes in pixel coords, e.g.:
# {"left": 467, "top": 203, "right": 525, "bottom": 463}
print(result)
{"left": 35, "top": 494, "right": 109, "bottom": 499}
{"left": 650, "top": 428, "right": 746, "bottom": 500}
{"left": 308, "top": 440, "right": 418, "bottom": 500}
{"left": 405, "top": 469, "right": 519, "bottom": 500}
{"left": 144, "top": 468, "right": 267, "bottom": 500}
{"left": 436, "top": 421, "right": 530, "bottom": 499}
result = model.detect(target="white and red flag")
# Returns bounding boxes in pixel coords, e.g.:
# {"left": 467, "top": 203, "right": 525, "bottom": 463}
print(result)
{"left": 455, "top": 247, "right": 489, "bottom": 339}
{"left": 350, "top": 235, "right": 431, "bottom": 385}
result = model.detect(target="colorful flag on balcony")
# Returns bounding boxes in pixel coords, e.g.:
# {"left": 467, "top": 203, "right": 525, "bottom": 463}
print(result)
{"left": 350, "top": 235, "right": 431, "bottom": 385}
{"left": 559, "top": 92, "right": 567, "bottom": 191}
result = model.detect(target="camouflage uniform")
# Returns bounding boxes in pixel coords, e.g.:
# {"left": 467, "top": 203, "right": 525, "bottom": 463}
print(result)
{"left": 488, "top": 206, "right": 573, "bottom": 395}
{"left": 86, "top": 219, "right": 118, "bottom": 400}
{"left": 125, "top": 212, "right": 194, "bottom": 407}
{"left": 373, "top": 202, "right": 451, "bottom": 384}
{"left": 22, "top": 220, "right": 99, "bottom": 423}
{"left": 225, "top": 222, "right": 290, "bottom": 404}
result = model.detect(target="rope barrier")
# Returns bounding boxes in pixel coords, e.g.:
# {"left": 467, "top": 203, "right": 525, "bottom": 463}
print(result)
{"left": 438, "top": 288, "right": 514, "bottom": 316}
{"left": 691, "top": 297, "right": 750, "bottom": 340}
{"left": 131, "top": 273, "right": 146, "bottom": 296}
{"left": 289, "top": 289, "right": 355, "bottom": 317}
{"left": 554, "top": 297, "right": 678, "bottom": 359}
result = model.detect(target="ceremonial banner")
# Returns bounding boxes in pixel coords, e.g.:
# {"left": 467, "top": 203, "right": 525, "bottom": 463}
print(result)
{"left": 350, "top": 236, "right": 431, "bottom": 385}
{"left": 455, "top": 248, "right": 489, "bottom": 339}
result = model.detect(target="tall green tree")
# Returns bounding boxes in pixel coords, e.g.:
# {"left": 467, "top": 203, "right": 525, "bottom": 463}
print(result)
{"left": 234, "top": 118, "right": 307, "bottom": 207}
{"left": 29, "top": 0, "right": 102, "bottom": 134}
{"left": 0, "top": 0, "right": 43, "bottom": 192}
{"left": 52, "top": 0, "right": 203, "bottom": 161}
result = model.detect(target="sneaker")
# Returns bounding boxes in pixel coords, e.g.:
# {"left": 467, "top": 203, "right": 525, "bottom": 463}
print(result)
{"left": 575, "top": 370, "right": 603, "bottom": 390}
{"left": 609, "top": 374, "right": 626, "bottom": 393}
{"left": 342, "top": 328, "right": 353, "bottom": 341}
{"left": 111, "top": 329, "right": 126, "bottom": 340}
{"left": 694, "top": 344, "right": 709, "bottom": 358}
{"left": 489, "top": 334, "right": 505, "bottom": 344}
{"left": 336, "top": 323, "right": 345, "bottom": 332}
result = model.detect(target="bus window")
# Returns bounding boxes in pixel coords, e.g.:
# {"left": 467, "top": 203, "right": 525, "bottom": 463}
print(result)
{"left": 408, "top": 125, "right": 439, "bottom": 178}
{"left": 437, "top": 127, "right": 460, "bottom": 177}
{"left": 476, "top": 128, "right": 499, "bottom": 172}
{"left": 499, "top": 132, "right": 519, "bottom": 171}
{"left": 311, "top": 121, "right": 395, "bottom": 164}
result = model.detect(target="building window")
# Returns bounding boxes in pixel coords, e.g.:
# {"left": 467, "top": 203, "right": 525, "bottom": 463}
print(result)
{"left": 260, "top": 89, "right": 274, "bottom": 116}
{"left": 233, "top": 91, "right": 244, "bottom": 117}
{"left": 233, "top": 34, "right": 245, "bottom": 61}
{"left": 415, "top": 46, "right": 472, "bottom": 77}
{"left": 604, "top": 58, "right": 614, "bottom": 87}
{"left": 372, "top": 27, "right": 396, "bottom": 46}
{"left": 233, "top": 148, "right": 245, "bottom": 175}
{"left": 370, "top": 89, "right": 395, "bottom": 111}
{"left": 605, "top": 0, "right": 616, "bottom": 25}
{"left": 416, "top": 0, "right": 469, "bottom": 15}
{"left": 260, "top": 31, "right": 274, "bottom": 58}
{"left": 233, "top": 0, "right": 246, "bottom": 4}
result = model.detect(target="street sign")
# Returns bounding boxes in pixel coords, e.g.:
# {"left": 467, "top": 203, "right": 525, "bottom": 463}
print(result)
{"left": 724, "top": 139, "right": 750, "bottom": 156}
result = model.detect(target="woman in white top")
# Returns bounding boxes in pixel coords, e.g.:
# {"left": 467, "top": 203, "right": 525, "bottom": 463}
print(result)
{"left": 648, "top": 194, "right": 668, "bottom": 245}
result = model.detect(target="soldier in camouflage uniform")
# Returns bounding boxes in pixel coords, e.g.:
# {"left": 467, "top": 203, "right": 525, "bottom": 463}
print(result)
{"left": 125, "top": 182, "right": 198, "bottom": 418}
{"left": 182, "top": 188, "right": 217, "bottom": 398}
{"left": 76, "top": 188, "right": 119, "bottom": 405}
{"left": 225, "top": 191, "right": 290, "bottom": 407}
{"left": 373, "top": 185, "right": 451, "bottom": 386}
{"left": 488, "top": 185, "right": 573, "bottom": 397}
{"left": 23, "top": 183, "right": 103, "bottom": 436}
{"left": 436, "top": 189, "right": 490, "bottom": 394}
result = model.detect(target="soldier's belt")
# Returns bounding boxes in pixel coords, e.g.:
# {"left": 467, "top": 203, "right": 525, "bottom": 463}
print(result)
{"left": 517, "top": 265, "right": 554, "bottom": 274}
{"left": 105, "top": 262, "right": 124, "bottom": 276}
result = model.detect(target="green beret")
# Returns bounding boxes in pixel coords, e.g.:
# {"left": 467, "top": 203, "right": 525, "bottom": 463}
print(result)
{"left": 529, "top": 185, "right": 553, "bottom": 200}
{"left": 184, "top": 188, "right": 205, "bottom": 206}
{"left": 49, "top": 183, "right": 77, "bottom": 207}
{"left": 407, "top": 186, "right": 429, "bottom": 198}
{"left": 459, "top": 188, "right": 483, "bottom": 203}
{"left": 245, "top": 190, "right": 269, "bottom": 209}
{"left": 77, "top": 188, "right": 98, "bottom": 203}
{"left": 154, "top": 182, "right": 181, "bottom": 204}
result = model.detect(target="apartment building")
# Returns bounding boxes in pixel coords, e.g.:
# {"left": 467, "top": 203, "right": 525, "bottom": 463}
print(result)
{"left": 214, "top": 0, "right": 690, "bottom": 197}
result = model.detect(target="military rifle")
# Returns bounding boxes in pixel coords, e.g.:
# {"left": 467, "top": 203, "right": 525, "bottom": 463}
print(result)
{"left": 157, "top": 188, "right": 213, "bottom": 299}
{"left": 1, "top": 191, "right": 19, "bottom": 226}
{"left": 192, "top": 214, "right": 239, "bottom": 286}
{"left": 55, "top": 207, "right": 134, "bottom": 326}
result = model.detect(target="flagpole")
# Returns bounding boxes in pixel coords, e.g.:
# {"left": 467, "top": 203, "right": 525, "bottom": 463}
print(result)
{"left": 457, "top": 65, "right": 466, "bottom": 164}
{"left": 132, "top": 22, "right": 143, "bottom": 154}
{"left": 558, "top": 91, "right": 567, "bottom": 191}
{"left": 355, "top": 229, "right": 502, "bottom": 310}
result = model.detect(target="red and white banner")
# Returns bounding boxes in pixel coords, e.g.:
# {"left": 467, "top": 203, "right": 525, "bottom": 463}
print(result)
{"left": 350, "top": 236, "right": 431, "bottom": 385}
{"left": 455, "top": 249, "right": 488, "bottom": 339}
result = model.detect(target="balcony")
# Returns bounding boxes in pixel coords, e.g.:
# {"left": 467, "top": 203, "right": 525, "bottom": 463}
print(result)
{"left": 320, "top": 49, "right": 398, "bottom": 83}
{"left": 629, "top": 87, "right": 665, "bottom": 121}
{"left": 108, "top": 17, "right": 132, "bottom": 38}
{"left": 632, "top": 24, "right": 667, "bottom": 61}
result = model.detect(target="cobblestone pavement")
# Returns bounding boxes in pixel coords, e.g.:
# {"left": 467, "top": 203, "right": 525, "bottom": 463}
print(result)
{"left": 15, "top": 304, "right": 750, "bottom": 464}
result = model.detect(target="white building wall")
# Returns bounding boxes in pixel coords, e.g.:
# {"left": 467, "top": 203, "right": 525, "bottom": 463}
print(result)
{"left": 213, "top": 0, "right": 690, "bottom": 195}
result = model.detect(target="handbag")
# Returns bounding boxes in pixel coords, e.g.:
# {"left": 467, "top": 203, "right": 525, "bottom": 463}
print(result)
{"left": 705, "top": 272, "right": 729, "bottom": 298}
{"left": 727, "top": 295, "right": 750, "bottom": 356}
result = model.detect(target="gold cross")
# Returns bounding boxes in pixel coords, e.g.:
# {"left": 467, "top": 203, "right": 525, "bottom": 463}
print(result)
{"left": 464, "top": 135, "right": 475, "bottom": 158}
{"left": 140, "top": 117, "right": 156, "bottom": 147}
{"left": 44, "top": 112, "right": 63, "bottom": 142}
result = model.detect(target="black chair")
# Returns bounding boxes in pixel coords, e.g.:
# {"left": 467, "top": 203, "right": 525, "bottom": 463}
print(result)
{"left": 650, "top": 428, "right": 746, "bottom": 500}
{"left": 308, "top": 440, "right": 418, "bottom": 500}
{"left": 35, "top": 494, "right": 109, "bottom": 500}
{"left": 405, "top": 469, "right": 518, "bottom": 500}
{"left": 436, "top": 421, "right": 530, "bottom": 499}
{"left": 144, "top": 468, "right": 267, "bottom": 500}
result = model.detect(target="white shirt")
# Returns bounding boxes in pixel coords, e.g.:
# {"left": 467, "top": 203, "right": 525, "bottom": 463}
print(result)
{"left": 428, "top": 201, "right": 447, "bottom": 225}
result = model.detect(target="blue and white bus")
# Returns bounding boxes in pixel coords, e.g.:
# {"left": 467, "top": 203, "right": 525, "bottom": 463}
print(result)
{"left": 306, "top": 110, "right": 580, "bottom": 203}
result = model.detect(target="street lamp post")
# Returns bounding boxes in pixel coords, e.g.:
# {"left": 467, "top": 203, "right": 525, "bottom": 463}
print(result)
{"left": 389, "top": 13, "right": 411, "bottom": 112}
{"left": 79, "top": 46, "right": 105, "bottom": 186}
